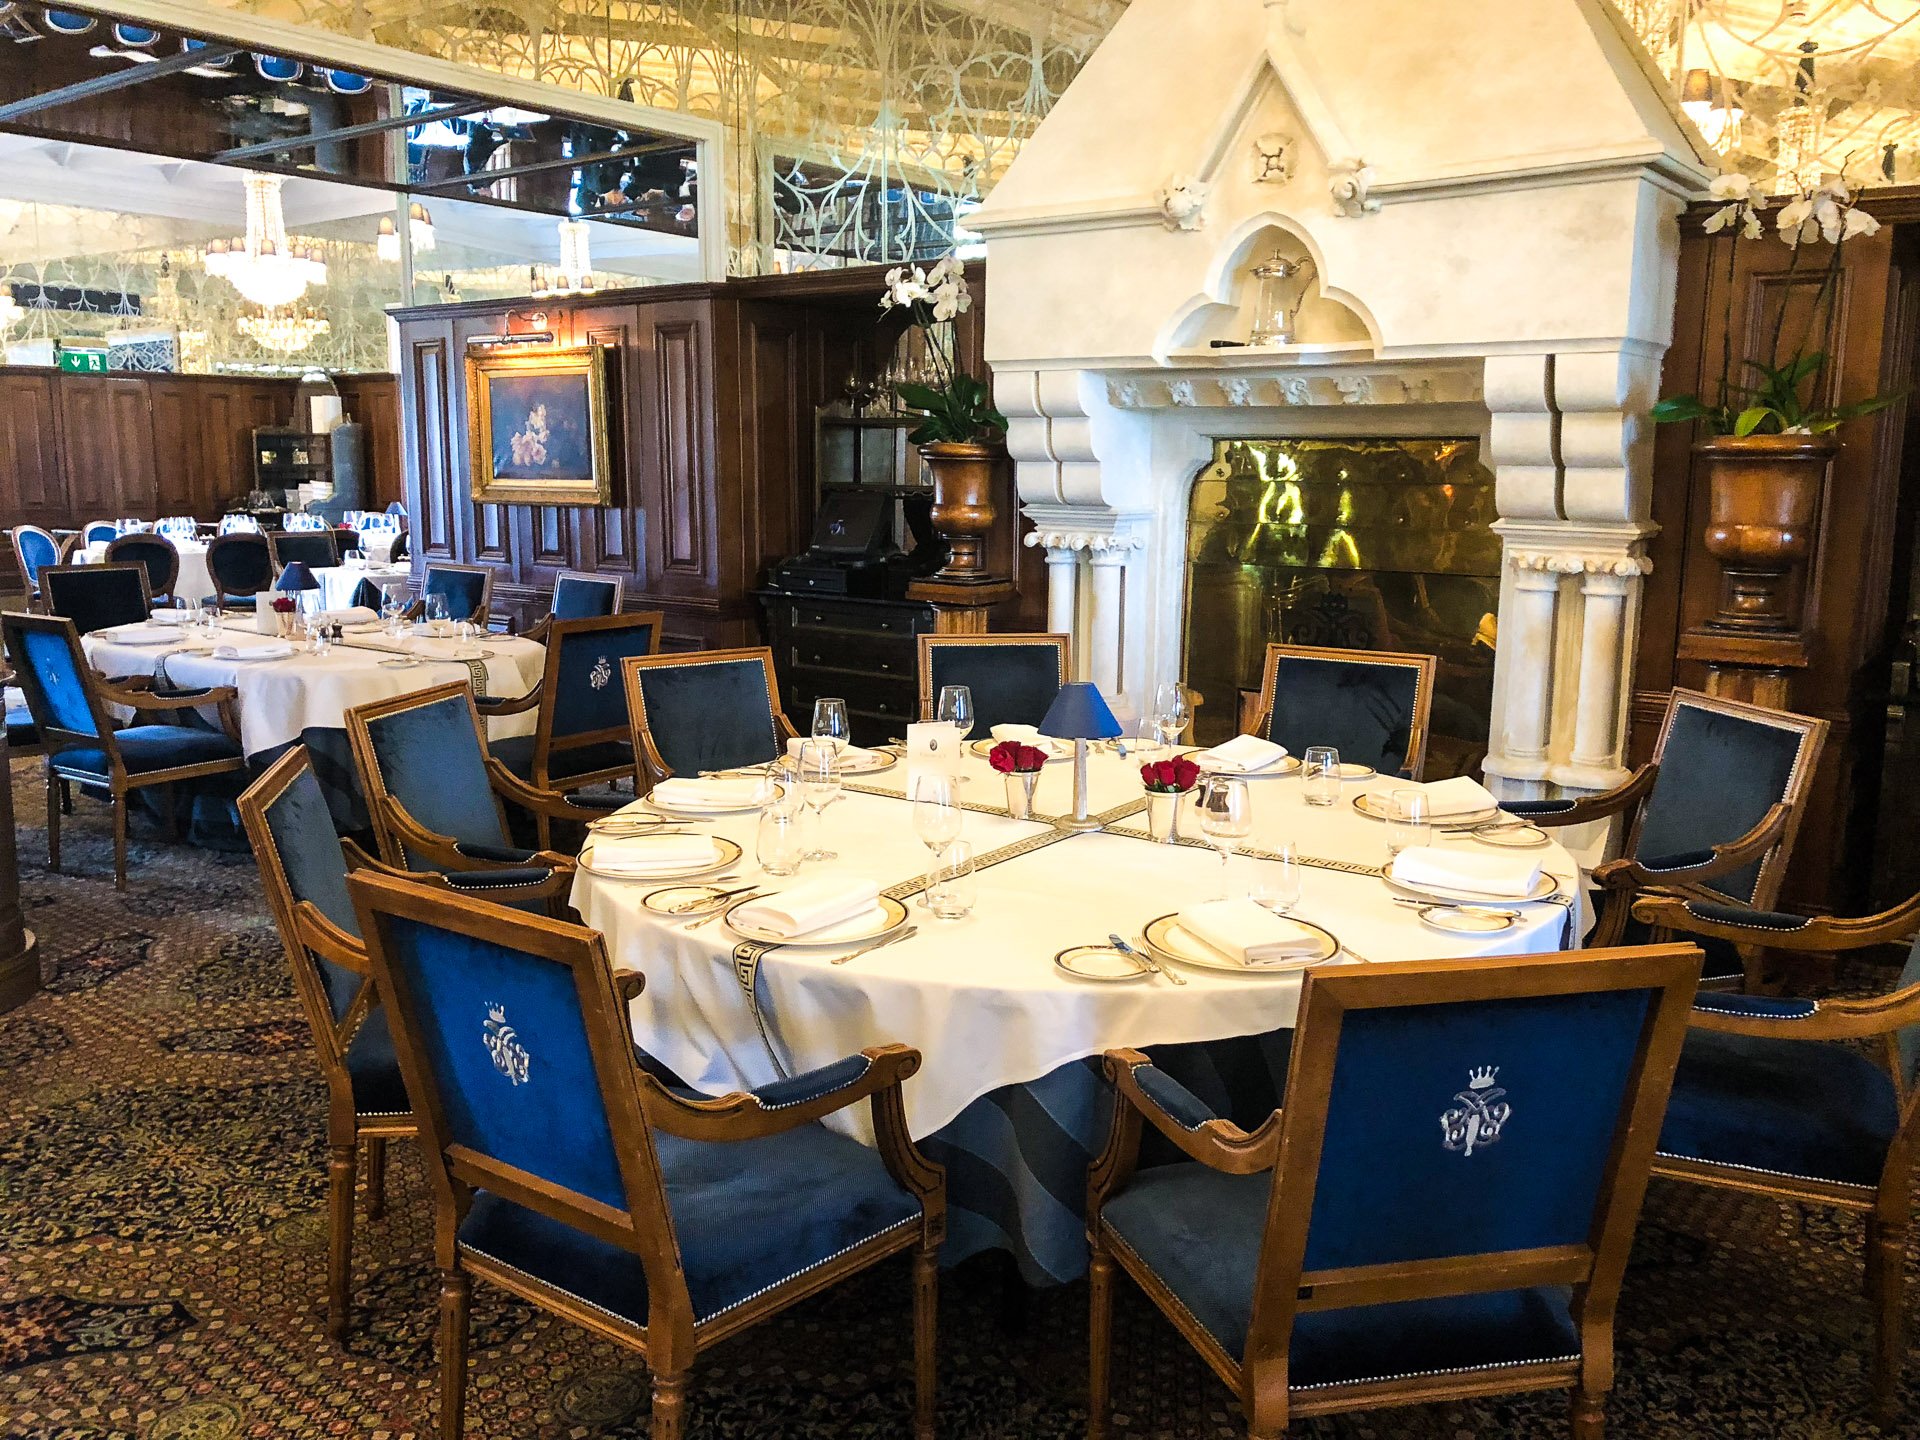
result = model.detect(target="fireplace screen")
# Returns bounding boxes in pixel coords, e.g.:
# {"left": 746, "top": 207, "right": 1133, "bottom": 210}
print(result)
{"left": 1183, "top": 438, "right": 1499, "bottom": 778}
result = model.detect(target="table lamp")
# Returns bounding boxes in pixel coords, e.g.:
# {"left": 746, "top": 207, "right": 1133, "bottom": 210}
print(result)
{"left": 1040, "top": 681, "right": 1123, "bottom": 832}
{"left": 274, "top": 560, "right": 321, "bottom": 620}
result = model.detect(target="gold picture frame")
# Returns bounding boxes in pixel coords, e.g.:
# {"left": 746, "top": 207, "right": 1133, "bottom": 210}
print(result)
{"left": 466, "top": 344, "right": 613, "bottom": 506}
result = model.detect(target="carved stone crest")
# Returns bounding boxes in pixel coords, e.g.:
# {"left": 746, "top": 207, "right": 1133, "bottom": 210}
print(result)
{"left": 1253, "top": 131, "right": 1297, "bottom": 186}
{"left": 1159, "top": 174, "right": 1211, "bottom": 232}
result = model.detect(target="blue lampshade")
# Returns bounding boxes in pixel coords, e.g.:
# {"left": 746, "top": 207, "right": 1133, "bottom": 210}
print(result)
{"left": 1039, "top": 681, "right": 1122, "bottom": 742}
{"left": 274, "top": 561, "right": 320, "bottom": 593}
{"left": 385, "top": 501, "right": 407, "bottom": 516}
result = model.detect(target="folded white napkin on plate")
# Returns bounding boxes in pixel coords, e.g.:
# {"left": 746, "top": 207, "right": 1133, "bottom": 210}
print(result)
{"left": 1178, "top": 898, "right": 1324, "bottom": 966}
{"left": 652, "top": 776, "right": 771, "bottom": 809}
{"left": 785, "top": 736, "right": 851, "bottom": 759}
{"left": 149, "top": 610, "right": 194, "bottom": 626}
{"left": 1198, "top": 734, "right": 1289, "bottom": 772}
{"left": 733, "top": 878, "right": 881, "bottom": 938}
{"left": 215, "top": 642, "right": 295, "bottom": 661}
{"left": 322, "top": 606, "right": 379, "bottom": 626}
{"left": 1391, "top": 846, "right": 1542, "bottom": 897}
{"left": 590, "top": 833, "right": 718, "bottom": 874}
{"left": 1415, "top": 775, "right": 1502, "bottom": 818}
{"left": 991, "top": 723, "right": 1042, "bottom": 744}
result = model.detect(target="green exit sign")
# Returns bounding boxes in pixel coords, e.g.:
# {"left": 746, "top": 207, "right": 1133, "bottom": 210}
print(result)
{"left": 57, "top": 348, "right": 108, "bottom": 374}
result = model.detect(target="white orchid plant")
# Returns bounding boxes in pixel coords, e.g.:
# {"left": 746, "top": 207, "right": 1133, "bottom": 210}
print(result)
{"left": 878, "top": 256, "right": 1007, "bottom": 446}
{"left": 1654, "top": 172, "right": 1898, "bottom": 436}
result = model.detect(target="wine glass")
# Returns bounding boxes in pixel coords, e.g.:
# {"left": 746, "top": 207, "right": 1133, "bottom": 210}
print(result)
{"left": 425, "top": 592, "right": 450, "bottom": 636}
{"left": 1155, "top": 682, "right": 1192, "bottom": 749}
{"left": 1302, "top": 746, "right": 1341, "bottom": 807}
{"left": 1251, "top": 842, "right": 1303, "bottom": 914}
{"left": 382, "top": 592, "right": 408, "bottom": 639}
{"left": 937, "top": 684, "right": 975, "bottom": 743}
{"left": 1197, "top": 774, "right": 1253, "bottom": 900}
{"left": 928, "top": 839, "right": 976, "bottom": 920}
{"left": 1386, "top": 788, "right": 1432, "bottom": 861}
{"left": 812, "top": 697, "right": 850, "bottom": 756}
{"left": 798, "top": 739, "right": 842, "bottom": 861}
{"left": 911, "top": 772, "right": 963, "bottom": 908}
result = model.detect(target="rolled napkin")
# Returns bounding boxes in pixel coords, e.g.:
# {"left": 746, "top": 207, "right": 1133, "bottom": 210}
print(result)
{"left": 733, "top": 877, "right": 881, "bottom": 938}
{"left": 1414, "top": 775, "right": 1501, "bottom": 818}
{"left": 651, "top": 776, "right": 772, "bottom": 809}
{"left": 214, "top": 641, "right": 296, "bottom": 661}
{"left": 588, "top": 832, "right": 719, "bottom": 875}
{"left": 1197, "top": 733, "right": 1289, "bottom": 772}
{"left": 785, "top": 735, "right": 851, "bottom": 759}
{"left": 1177, "top": 898, "right": 1326, "bottom": 967}
{"left": 1390, "top": 845, "right": 1542, "bottom": 898}
{"left": 991, "top": 723, "right": 1042, "bottom": 744}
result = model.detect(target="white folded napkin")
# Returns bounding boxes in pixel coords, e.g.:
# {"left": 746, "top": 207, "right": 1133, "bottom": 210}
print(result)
{"left": 1415, "top": 775, "right": 1501, "bottom": 818}
{"left": 589, "top": 833, "right": 718, "bottom": 874}
{"left": 1391, "top": 846, "right": 1542, "bottom": 898}
{"left": 786, "top": 735, "right": 851, "bottom": 759}
{"left": 1177, "top": 898, "right": 1325, "bottom": 966}
{"left": 652, "top": 776, "right": 771, "bottom": 809}
{"left": 1198, "top": 734, "right": 1289, "bottom": 772}
{"left": 733, "top": 878, "right": 881, "bottom": 938}
{"left": 215, "top": 642, "right": 295, "bottom": 661}
{"left": 322, "top": 606, "right": 379, "bottom": 626}
{"left": 149, "top": 610, "right": 194, "bottom": 626}
{"left": 991, "top": 723, "right": 1042, "bottom": 744}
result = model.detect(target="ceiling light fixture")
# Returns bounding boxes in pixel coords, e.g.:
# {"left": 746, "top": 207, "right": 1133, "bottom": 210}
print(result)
{"left": 203, "top": 172, "right": 327, "bottom": 308}
{"left": 375, "top": 202, "right": 436, "bottom": 262}
{"left": 530, "top": 217, "right": 596, "bottom": 299}
{"left": 238, "top": 306, "right": 330, "bottom": 354}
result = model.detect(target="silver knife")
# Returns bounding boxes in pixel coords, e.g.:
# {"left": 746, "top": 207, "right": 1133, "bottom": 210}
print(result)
{"left": 1110, "top": 932, "right": 1186, "bottom": 985}
{"left": 832, "top": 925, "right": 919, "bottom": 965}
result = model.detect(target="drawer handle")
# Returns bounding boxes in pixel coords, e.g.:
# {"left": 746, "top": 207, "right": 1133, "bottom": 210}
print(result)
{"left": 878, "top": 661, "right": 891, "bottom": 671}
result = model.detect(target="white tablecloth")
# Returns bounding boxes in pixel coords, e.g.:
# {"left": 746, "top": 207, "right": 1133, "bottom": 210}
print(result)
{"left": 82, "top": 618, "right": 545, "bottom": 756}
{"left": 80, "top": 539, "right": 214, "bottom": 607}
{"left": 314, "top": 563, "right": 411, "bottom": 612}
{"left": 571, "top": 746, "right": 1589, "bottom": 1144}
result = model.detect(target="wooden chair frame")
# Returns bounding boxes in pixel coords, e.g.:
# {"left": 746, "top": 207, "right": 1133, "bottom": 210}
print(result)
{"left": 39, "top": 560, "right": 153, "bottom": 637}
{"left": 79, "top": 519, "right": 120, "bottom": 547}
{"left": 407, "top": 561, "right": 494, "bottom": 627}
{"left": 104, "top": 532, "right": 181, "bottom": 606}
{"left": 1245, "top": 643, "right": 1438, "bottom": 781}
{"left": 3, "top": 610, "right": 243, "bottom": 889}
{"left": 478, "top": 611, "right": 663, "bottom": 807}
{"left": 915, "top": 632, "right": 1072, "bottom": 723}
{"left": 347, "top": 870, "right": 946, "bottom": 1440}
{"left": 523, "top": 570, "right": 628, "bottom": 643}
{"left": 205, "top": 531, "right": 274, "bottom": 603}
{"left": 7, "top": 524, "right": 65, "bottom": 609}
{"left": 1633, "top": 890, "right": 1920, "bottom": 1419}
{"left": 344, "top": 680, "right": 600, "bottom": 877}
{"left": 267, "top": 528, "right": 342, "bottom": 571}
{"left": 1511, "top": 689, "right": 1828, "bottom": 953}
{"left": 622, "top": 647, "right": 798, "bottom": 789}
{"left": 1087, "top": 945, "right": 1701, "bottom": 1440}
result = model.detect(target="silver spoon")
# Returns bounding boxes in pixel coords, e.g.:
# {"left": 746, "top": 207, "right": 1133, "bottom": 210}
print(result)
{"left": 1109, "top": 932, "right": 1186, "bottom": 986}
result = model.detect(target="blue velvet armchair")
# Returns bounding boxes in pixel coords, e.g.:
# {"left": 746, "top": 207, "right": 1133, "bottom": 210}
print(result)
{"left": 917, "top": 633, "right": 1070, "bottom": 733}
{"left": 268, "top": 529, "right": 341, "bottom": 571}
{"left": 1087, "top": 945, "right": 1700, "bottom": 1440}
{"left": 1634, "top": 888, "right": 1920, "bottom": 1422}
{"left": 406, "top": 562, "right": 493, "bottom": 626}
{"left": 1501, "top": 689, "right": 1828, "bottom": 971}
{"left": 3, "top": 610, "right": 244, "bottom": 889}
{"left": 104, "top": 533, "right": 182, "bottom": 607}
{"left": 39, "top": 561, "right": 152, "bottom": 635}
{"left": 239, "top": 746, "right": 577, "bottom": 1340}
{"left": 623, "top": 647, "right": 798, "bottom": 785}
{"left": 347, "top": 870, "right": 946, "bottom": 1440}
{"left": 206, "top": 532, "right": 274, "bottom": 603}
{"left": 7, "top": 525, "right": 62, "bottom": 608}
{"left": 1248, "top": 643, "right": 1437, "bottom": 778}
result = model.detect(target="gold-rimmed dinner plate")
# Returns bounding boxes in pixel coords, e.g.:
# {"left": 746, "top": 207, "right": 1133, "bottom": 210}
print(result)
{"left": 1469, "top": 821, "right": 1551, "bottom": 849}
{"left": 1352, "top": 792, "right": 1502, "bottom": 828}
{"left": 1416, "top": 904, "right": 1518, "bottom": 934}
{"left": 646, "top": 781, "right": 786, "bottom": 816}
{"left": 642, "top": 884, "right": 752, "bottom": 917}
{"left": 1382, "top": 869, "right": 1558, "bottom": 906}
{"left": 968, "top": 738, "right": 1074, "bottom": 764}
{"left": 1337, "top": 763, "right": 1376, "bottom": 780}
{"left": 577, "top": 835, "right": 742, "bottom": 882}
{"left": 1140, "top": 911, "right": 1340, "bottom": 974}
{"left": 1193, "top": 754, "right": 1302, "bottom": 778}
{"left": 722, "top": 893, "right": 910, "bottom": 947}
{"left": 100, "top": 627, "right": 175, "bottom": 646}
{"left": 782, "top": 747, "right": 898, "bottom": 776}
{"left": 1053, "top": 944, "right": 1155, "bottom": 983}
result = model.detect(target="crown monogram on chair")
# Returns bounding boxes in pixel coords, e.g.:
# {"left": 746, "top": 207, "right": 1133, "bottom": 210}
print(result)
{"left": 1440, "top": 1064, "right": 1510, "bottom": 1157}
{"left": 482, "top": 1002, "right": 531, "bottom": 1086}
{"left": 589, "top": 655, "right": 613, "bottom": 690}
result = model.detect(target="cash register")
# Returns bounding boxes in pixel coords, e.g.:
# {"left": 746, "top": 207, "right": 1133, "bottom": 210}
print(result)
{"left": 767, "top": 487, "right": 942, "bottom": 601}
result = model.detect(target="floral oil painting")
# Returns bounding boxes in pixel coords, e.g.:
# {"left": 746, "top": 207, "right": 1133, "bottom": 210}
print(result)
{"left": 466, "top": 344, "right": 613, "bottom": 505}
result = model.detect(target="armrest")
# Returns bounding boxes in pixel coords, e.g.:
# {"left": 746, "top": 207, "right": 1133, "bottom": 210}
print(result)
{"left": 638, "top": 1044, "right": 922, "bottom": 1142}
{"left": 1686, "top": 984, "right": 1920, "bottom": 1042}
{"left": 1498, "top": 763, "right": 1658, "bottom": 828}
{"left": 339, "top": 838, "right": 572, "bottom": 903}
{"left": 1594, "top": 802, "right": 1791, "bottom": 894}
{"left": 484, "top": 756, "right": 629, "bottom": 820}
{"left": 521, "top": 616, "right": 553, "bottom": 645}
{"left": 1633, "top": 891, "right": 1920, "bottom": 953}
{"left": 100, "top": 681, "right": 239, "bottom": 713}
{"left": 475, "top": 687, "right": 541, "bottom": 717}
{"left": 1104, "top": 1049, "right": 1282, "bottom": 1176}
{"left": 377, "top": 795, "right": 569, "bottom": 875}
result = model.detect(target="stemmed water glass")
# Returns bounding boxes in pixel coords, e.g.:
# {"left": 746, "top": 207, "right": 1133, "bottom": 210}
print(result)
{"left": 798, "top": 739, "right": 842, "bottom": 862}
{"left": 1155, "top": 682, "right": 1193, "bottom": 750}
{"left": 812, "top": 697, "right": 850, "bottom": 755}
{"left": 1197, "top": 774, "right": 1253, "bottom": 900}
{"left": 912, "top": 772, "right": 963, "bottom": 908}
{"left": 382, "top": 593, "right": 408, "bottom": 639}
{"left": 938, "top": 684, "right": 975, "bottom": 743}
{"left": 425, "top": 592, "right": 450, "bottom": 636}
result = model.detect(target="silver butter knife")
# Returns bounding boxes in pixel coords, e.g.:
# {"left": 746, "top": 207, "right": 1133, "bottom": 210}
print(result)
{"left": 1109, "top": 932, "right": 1186, "bottom": 986}
{"left": 832, "top": 925, "right": 919, "bottom": 965}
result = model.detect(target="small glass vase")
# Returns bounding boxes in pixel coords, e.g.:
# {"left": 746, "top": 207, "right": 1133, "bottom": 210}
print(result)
{"left": 1146, "top": 790, "right": 1185, "bottom": 843}
{"left": 1004, "top": 770, "right": 1040, "bottom": 820}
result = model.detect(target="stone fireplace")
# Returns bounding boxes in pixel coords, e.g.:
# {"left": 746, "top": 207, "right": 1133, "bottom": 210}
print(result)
{"left": 969, "top": 0, "right": 1711, "bottom": 799}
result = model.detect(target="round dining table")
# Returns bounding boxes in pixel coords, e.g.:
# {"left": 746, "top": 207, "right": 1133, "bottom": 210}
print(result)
{"left": 571, "top": 742, "right": 1590, "bottom": 1284}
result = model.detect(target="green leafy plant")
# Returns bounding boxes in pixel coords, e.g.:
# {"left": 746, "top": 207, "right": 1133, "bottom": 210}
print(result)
{"left": 878, "top": 257, "right": 1007, "bottom": 446}
{"left": 1653, "top": 174, "right": 1898, "bottom": 437}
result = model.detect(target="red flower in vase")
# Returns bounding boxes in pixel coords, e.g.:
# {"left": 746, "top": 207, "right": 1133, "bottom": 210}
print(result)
{"left": 1141, "top": 756, "right": 1201, "bottom": 793}
{"left": 270, "top": 596, "right": 296, "bottom": 614}
{"left": 989, "top": 741, "right": 1048, "bottom": 774}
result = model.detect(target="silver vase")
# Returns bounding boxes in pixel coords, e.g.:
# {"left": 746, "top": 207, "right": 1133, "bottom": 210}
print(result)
{"left": 1005, "top": 770, "right": 1040, "bottom": 820}
{"left": 1147, "top": 791, "right": 1183, "bottom": 843}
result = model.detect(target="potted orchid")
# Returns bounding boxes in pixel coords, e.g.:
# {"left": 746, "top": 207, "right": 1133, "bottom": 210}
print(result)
{"left": 1651, "top": 174, "right": 1898, "bottom": 632}
{"left": 1140, "top": 756, "right": 1201, "bottom": 844}
{"left": 989, "top": 740, "right": 1048, "bottom": 819}
{"left": 879, "top": 257, "right": 1007, "bottom": 582}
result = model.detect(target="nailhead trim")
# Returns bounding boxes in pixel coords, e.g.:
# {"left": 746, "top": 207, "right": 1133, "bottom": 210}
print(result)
{"left": 1655, "top": 1150, "right": 1876, "bottom": 1191}
{"left": 446, "top": 870, "right": 555, "bottom": 891}
{"left": 1682, "top": 903, "right": 1809, "bottom": 932}
{"left": 754, "top": 1057, "right": 872, "bottom": 1110}
{"left": 1690, "top": 997, "right": 1820, "bottom": 1021}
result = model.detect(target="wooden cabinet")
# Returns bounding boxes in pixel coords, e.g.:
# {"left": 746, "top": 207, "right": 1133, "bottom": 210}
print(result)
{"left": 758, "top": 590, "right": 935, "bottom": 744}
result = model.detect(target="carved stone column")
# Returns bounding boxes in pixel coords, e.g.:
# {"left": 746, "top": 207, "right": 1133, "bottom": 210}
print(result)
{"left": 1086, "top": 540, "right": 1139, "bottom": 702}
{"left": 0, "top": 690, "right": 37, "bottom": 1013}
{"left": 1500, "top": 556, "right": 1566, "bottom": 770}
{"left": 1571, "top": 563, "right": 1645, "bottom": 771}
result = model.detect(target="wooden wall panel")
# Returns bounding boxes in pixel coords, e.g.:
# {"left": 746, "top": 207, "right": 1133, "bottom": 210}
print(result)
{"left": 403, "top": 334, "right": 458, "bottom": 563}
{"left": 652, "top": 309, "right": 711, "bottom": 582}
{"left": 0, "top": 372, "right": 64, "bottom": 522}
{"left": 335, "top": 375, "right": 403, "bottom": 511}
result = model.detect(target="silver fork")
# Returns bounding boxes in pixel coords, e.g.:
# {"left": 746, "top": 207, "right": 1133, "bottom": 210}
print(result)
{"left": 685, "top": 891, "right": 762, "bottom": 930}
{"left": 832, "top": 925, "right": 919, "bottom": 966}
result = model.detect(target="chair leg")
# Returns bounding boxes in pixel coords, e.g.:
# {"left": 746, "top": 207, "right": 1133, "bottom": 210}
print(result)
{"left": 913, "top": 1247, "right": 938, "bottom": 1440}
{"left": 1571, "top": 1387, "right": 1606, "bottom": 1440}
{"left": 1870, "top": 1215, "right": 1906, "bottom": 1425}
{"left": 439, "top": 1267, "right": 471, "bottom": 1440}
{"left": 44, "top": 772, "right": 60, "bottom": 872}
{"left": 364, "top": 1138, "right": 388, "bottom": 1221}
{"left": 650, "top": 1370, "right": 689, "bottom": 1440}
{"left": 327, "top": 1142, "right": 357, "bottom": 1341}
{"left": 59, "top": 777, "right": 71, "bottom": 815}
{"left": 112, "top": 795, "right": 128, "bottom": 890}
{"left": 1088, "top": 1243, "right": 1114, "bottom": 1440}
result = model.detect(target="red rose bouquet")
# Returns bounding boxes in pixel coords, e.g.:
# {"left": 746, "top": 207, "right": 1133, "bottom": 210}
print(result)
{"left": 270, "top": 596, "right": 296, "bottom": 614}
{"left": 989, "top": 741, "right": 1049, "bottom": 775}
{"left": 1141, "top": 756, "right": 1201, "bottom": 794}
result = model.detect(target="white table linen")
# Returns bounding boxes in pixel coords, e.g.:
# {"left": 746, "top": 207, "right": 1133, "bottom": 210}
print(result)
{"left": 79, "top": 538, "right": 214, "bottom": 606}
{"left": 82, "top": 619, "right": 544, "bottom": 756}
{"left": 572, "top": 747, "right": 1587, "bottom": 1145}
{"left": 314, "top": 563, "right": 410, "bottom": 612}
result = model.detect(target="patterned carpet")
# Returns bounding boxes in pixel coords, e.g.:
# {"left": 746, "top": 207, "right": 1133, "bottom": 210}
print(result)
{"left": 0, "top": 756, "right": 1913, "bottom": 1439}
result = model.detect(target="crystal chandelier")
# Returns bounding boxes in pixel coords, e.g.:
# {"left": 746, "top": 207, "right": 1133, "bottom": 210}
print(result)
{"left": 238, "top": 306, "right": 331, "bottom": 354}
{"left": 376, "top": 202, "right": 437, "bottom": 262}
{"left": 204, "top": 173, "right": 327, "bottom": 309}
{"left": 531, "top": 218, "right": 596, "bottom": 299}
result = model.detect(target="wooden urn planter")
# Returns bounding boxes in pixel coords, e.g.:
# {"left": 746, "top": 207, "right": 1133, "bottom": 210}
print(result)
{"left": 919, "top": 441, "right": 1002, "bottom": 583}
{"left": 1696, "top": 432, "right": 1839, "bottom": 633}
